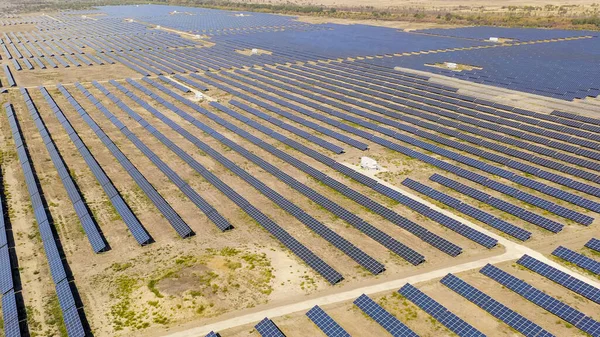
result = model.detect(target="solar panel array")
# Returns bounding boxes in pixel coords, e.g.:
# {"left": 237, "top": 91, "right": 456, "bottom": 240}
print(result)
{"left": 440, "top": 273, "right": 555, "bottom": 337}
{"left": 412, "top": 26, "right": 597, "bottom": 41}
{"left": 430, "top": 174, "right": 564, "bottom": 233}
{"left": 3, "top": 64, "right": 15, "bottom": 87}
{"left": 196, "top": 73, "right": 497, "bottom": 251}
{"left": 0, "top": 135, "right": 21, "bottom": 337}
{"left": 203, "top": 69, "right": 600, "bottom": 216}
{"left": 255, "top": 318, "right": 286, "bottom": 337}
{"left": 398, "top": 283, "right": 485, "bottom": 337}
{"left": 516, "top": 254, "right": 600, "bottom": 305}
{"left": 138, "top": 75, "right": 474, "bottom": 259}
{"left": 55, "top": 84, "right": 194, "bottom": 239}
{"left": 353, "top": 294, "right": 419, "bottom": 337}
{"left": 552, "top": 246, "right": 600, "bottom": 275}
{"left": 402, "top": 178, "right": 531, "bottom": 241}
{"left": 263, "top": 62, "right": 600, "bottom": 199}
{"left": 113, "top": 79, "right": 344, "bottom": 283}
{"left": 38, "top": 87, "right": 152, "bottom": 246}
{"left": 480, "top": 264, "right": 600, "bottom": 336}
{"left": 4, "top": 103, "right": 86, "bottom": 337}
{"left": 585, "top": 238, "right": 600, "bottom": 253}
{"left": 367, "top": 38, "right": 600, "bottom": 101}
{"left": 20, "top": 88, "right": 107, "bottom": 253}
{"left": 76, "top": 82, "right": 233, "bottom": 233}
{"left": 305, "top": 305, "right": 351, "bottom": 337}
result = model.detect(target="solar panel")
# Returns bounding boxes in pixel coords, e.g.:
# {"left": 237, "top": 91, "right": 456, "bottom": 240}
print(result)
{"left": 353, "top": 294, "right": 418, "bottom": 337}
{"left": 585, "top": 238, "right": 600, "bottom": 253}
{"left": 430, "top": 174, "right": 563, "bottom": 233}
{"left": 37, "top": 87, "right": 151, "bottom": 246}
{"left": 204, "top": 332, "right": 219, "bottom": 337}
{"left": 480, "top": 264, "right": 600, "bottom": 336}
{"left": 398, "top": 283, "right": 485, "bottom": 337}
{"left": 440, "top": 273, "right": 553, "bottom": 337}
{"left": 0, "top": 246, "right": 14, "bottom": 294}
{"left": 402, "top": 178, "right": 531, "bottom": 241}
{"left": 112, "top": 79, "right": 343, "bottom": 283}
{"left": 255, "top": 318, "right": 286, "bottom": 337}
{"left": 552, "top": 246, "right": 600, "bottom": 275}
{"left": 56, "top": 84, "right": 193, "bottom": 239}
{"left": 20, "top": 88, "right": 107, "bottom": 253}
{"left": 516, "top": 255, "right": 600, "bottom": 305}
{"left": 306, "top": 305, "right": 351, "bottom": 337}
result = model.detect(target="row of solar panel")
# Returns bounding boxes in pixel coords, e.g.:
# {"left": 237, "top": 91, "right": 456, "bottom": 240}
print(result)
{"left": 77, "top": 82, "right": 233, "bottom": 233}
{"left": 401, "top": 178, "right": 532, "bottom": 241}
{"left": 21, "top": 88, "right": 107, "bottom": 253}
{"left": 480, "top": 264, "right": 600, "bottom": 336}
{"left": 269, "top": 64, "right": 600, "bottom": 202}
{"left": 285, "top": 63, "right": 600, "bottom": 184}
{"left": 38, "top": 87, "right": 152, "bottom": 245}
{"left": 311, "top": 60, "right": 600, "bottom": 137}
{"left": 120, "top": 78, "right": 344, "bottom": 284}
{"left": 54, "top": 84, "right": 194, "bottom": 239}
{"left": 204, "top": 99, "right": 463, "bottom": 258}
{"left": 429, "top": 174, "right": 564, "bottom": 233}
{"left": 552, "top": 110, "right": 600, "bottom": 128}
{"left": 228, "top": 99, "right": 346, "bottom": 154}
{"left": 189, "top": 73, "right": 490, "bottom": 256}
{"left": 201, "top": 74, "right": 369, "bottom": 151}
{"left": 273, "top": 62, "right": 600, "bottom": 175}
{"left": 209, "top": 69, "right": 600, "bottom": 215}
{"left": 3, "top": 65, "right": 16, "bottom": 87}
{"left": 0, "top": 161, "right": 21, "bottom": 337}
{"left": 553, "top": 246, "right": 600, "bottom": 275}
{"left": 4, "top": 103, "right": 86, "bottom": 337}
{"left": 243, "top": 65, "right": 600, "bottom": 213}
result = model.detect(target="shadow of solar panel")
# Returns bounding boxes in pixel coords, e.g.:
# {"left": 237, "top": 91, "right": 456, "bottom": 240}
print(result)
{"left": 585, "top": 238, "right": 600, "bottom": 253}
{"left": 255, "top": 318, "right": 286, "bottom": 337}
{"left": 480, "top": 264, "right": 600, "bottom": 336}
{"left": 353, "top": 294, "right": 418, "bottom": 337}
{"left": 440, "top": 273, "right": 553, "bottom": 337}
{"left": 398, "top": 283, "right": 485, "bottom": 337}
{"left": 552, "top": 246, "right": 600, "bottom": 275}
{"left": 306, "top": 305, "right": 351, "bottom": 337}
{"left": 517, "top": 255, "right": 600, "bottom": 305}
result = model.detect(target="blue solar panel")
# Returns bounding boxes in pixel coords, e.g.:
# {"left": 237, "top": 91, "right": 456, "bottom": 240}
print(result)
{"left": 306, "top": 305, "right": 350, "bottom": 337}
{"left": 114, "top": 79, "right": 343, "bottom": 283}
{"left": 517, "top": 255, "right": 600, "bottom": 305}
{"left": 56, "top": 84, "right": 193, "bottom": 239}
{"left": 480, "top": 264, "right": 600, "bottom": 336}
{"left": 441, "top": 273, "right": 554, "bottom": 337}
{"left": 585, "top": 238, "right": 600, "bottom": 253}
{"left": 398, "top": 283, "right": 485, "bottom": 337}
{"left": 204, "top": 332, "right": 219, "bottom": 337}
{"left": 353, "top": 294, "right": 418, "bottom": 337}
{"left": 255, "top": 318, "right": 286, "bottom": 337}
{"left": 552, "top": 246, "right": 600, "bottom": 275}
{"left": 37, "top": 87, "right": 151, "bottom": 246}
{"left": 430, "top": 174, "right": 563, "bottom": 233}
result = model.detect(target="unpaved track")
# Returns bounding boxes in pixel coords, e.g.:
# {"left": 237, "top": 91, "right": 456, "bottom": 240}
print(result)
{"left": 161, "top": 163, "right": 600, "bottom": 337}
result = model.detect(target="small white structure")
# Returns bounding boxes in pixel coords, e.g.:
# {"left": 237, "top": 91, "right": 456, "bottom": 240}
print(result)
{"left": 489, "top": 37, "right": 499, "bottom": 42}
{"left": 445, "top": 62, "right": 457, "bottom": 69}
{"left": 82, "top": 15, "right": 87, "bottom": 18}
{"left": 195, "top": 92, "right": 204, "bottom": 101}
{"left": 195, "top": 34, "right": 201, "bottom": 39}
{"left": 251, "top": 48, "right": 258, "bottom": 55}
{"left": 157, "top": 25, "right": 161, "bottom": 29}
{"left": 360, "top": 157, "right": 380, "bottom": 171}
